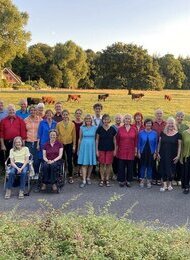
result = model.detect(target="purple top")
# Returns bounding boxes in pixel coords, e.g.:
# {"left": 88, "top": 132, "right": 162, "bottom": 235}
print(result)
{"left": 43, "top": 141, "right": 63, "bottom": 160}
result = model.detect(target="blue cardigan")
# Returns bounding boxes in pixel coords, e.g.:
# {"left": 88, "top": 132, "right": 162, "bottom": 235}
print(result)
{"left": 138, "top": 130, "right": 158, "bottom": 154}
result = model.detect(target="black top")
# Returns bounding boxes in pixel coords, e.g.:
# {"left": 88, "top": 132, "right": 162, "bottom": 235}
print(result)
{"left": 53, "top": 114, "right": 63, "bottom": 123}
{"left": 96, "top": 126, "right": 117, "bottom": 151}
{"left": 160, "top": 132, "right": 182, "bottom": 162}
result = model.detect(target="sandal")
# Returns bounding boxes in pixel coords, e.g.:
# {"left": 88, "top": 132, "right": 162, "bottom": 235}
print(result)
{"left": 52, "top": 184, "right": 58, "bottom": 191}
{"left": 5, "top": 189, "right": 11, "bottom": 199}
{"left": 99, "top": 180, "right": 104, "bottom": 187}
{"left": 41, "top": 184, "right": 46, "bottom": 191}
{"left": 18, "top": 190, "right": 24, "bottom": 199}
{"left": 105, "top": 180, "right": 111, "bottom": 187}
{"left": 68, "top": 177, "right": 74, "bottom": 184}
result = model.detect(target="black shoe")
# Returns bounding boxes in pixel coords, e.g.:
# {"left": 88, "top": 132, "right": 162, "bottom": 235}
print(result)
{"left": 183, "top": 189, "right": 189, "bottom": 194}
{"left": 126, "top": 182, "right": 131, "bottom": 188}
{"left": 119, "top": 182, "right": 125, "bottom": 187}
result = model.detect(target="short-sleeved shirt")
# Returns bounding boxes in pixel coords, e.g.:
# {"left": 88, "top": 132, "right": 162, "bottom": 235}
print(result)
{"left": 9, "top": 147, "right": 30, "bottom": 163}
{"left": 43, "top": 141, "right": 63, "bottom": 160}
{"left": 96, "top": 126, "right": 117, "bottom": 151}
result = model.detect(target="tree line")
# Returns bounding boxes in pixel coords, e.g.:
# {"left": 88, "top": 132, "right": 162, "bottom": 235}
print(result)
{"left": 1, "top": 0, "right": 190, "bottom": 90}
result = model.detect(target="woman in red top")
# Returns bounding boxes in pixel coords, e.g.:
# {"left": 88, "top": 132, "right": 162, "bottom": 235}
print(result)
{"left": 116, "top": 114, "right": 137, "bottom": 187}
{"left": 132, "top": 112, "right": 144, "bottom": 179}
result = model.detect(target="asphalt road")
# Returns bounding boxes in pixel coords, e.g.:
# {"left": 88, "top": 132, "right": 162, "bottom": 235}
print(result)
{"left": 0, "top": 178, "right": 190, "bottom": 227}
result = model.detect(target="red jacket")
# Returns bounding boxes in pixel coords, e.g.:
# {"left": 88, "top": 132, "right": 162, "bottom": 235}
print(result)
{"left": 116, "top": 125, "right": 137, "bottom": 160}
{"left": 0, "top": 116, "right": 27, "bottom": 140}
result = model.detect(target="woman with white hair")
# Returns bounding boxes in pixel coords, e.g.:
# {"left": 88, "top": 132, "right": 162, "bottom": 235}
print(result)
{"left": 158, "top": 117, "right": 182, "bottom": 191}
{"left": 5, "top": 136, "right": 30, "bottom": 199}
{"left": 116, "top": 114, "right": 137, "bottom": 187}
{"left": 36, "top": 103, "right": 45, "bottom": 119}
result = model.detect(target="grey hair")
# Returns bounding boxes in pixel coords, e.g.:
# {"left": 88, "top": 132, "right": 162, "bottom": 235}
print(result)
{"left": 163, "top": 117, "right": 178, "bottom": 134}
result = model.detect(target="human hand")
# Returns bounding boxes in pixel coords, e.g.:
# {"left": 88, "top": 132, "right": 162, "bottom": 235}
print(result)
{"left": 173, "top": 156, "right": 179, "bottom": 164}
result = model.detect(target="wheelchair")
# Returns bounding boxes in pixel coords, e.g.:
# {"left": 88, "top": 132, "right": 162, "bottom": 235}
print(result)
{"left": 4, "top": 154, "right": 34, "bottom": 196}
{"left": 37, "top": 159, "right": 66, "bottom": 193}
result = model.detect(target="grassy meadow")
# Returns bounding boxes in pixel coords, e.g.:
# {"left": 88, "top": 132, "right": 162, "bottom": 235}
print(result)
{"left": 1, "top": 89, "right": 190, "bottom": 123}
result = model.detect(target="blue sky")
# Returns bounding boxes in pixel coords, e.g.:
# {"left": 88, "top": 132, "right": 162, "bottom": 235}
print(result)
{"left": 13, "top": 0, "right": 190, "bottom": 56}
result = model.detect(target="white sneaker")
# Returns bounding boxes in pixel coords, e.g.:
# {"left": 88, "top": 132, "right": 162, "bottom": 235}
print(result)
{"left": 160, "top": 187, "right": 166, "bottom": 192}
{"left": 147, "top": 182, "right": 152, "bottom": 189}
{"left": 168, "top": 186, "right": 173, "bottom": 191}
{"left": 139, "top": 181, "right": 144, "bottom": 188}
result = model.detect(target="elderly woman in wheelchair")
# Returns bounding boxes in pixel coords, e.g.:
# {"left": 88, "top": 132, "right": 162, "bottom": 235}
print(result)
{"left": 41, "top": 129, "right": 63, "bottom": 192}
{"left": 5, "top": 136, "right": 30, "bottom": 199}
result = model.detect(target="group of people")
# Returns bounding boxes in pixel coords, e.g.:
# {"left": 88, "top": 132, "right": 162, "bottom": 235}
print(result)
{"left": 0, "top": 98, "right": 190, "bottom": 199}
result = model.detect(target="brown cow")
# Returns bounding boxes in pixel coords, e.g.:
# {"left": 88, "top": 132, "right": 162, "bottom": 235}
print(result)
{"left": 42, "top": 96, "right": 55, "bottom": 104}
{"left": 164, "top": 94, "right": 172, "bottom": 101}
{"left": 131, "top": 93, "right": 144, "bottom": 101}
{"left": 67, "top": 94, "right": 81, "bottom": 102}
{"left": 27, "top": 97, "right": 42, "bottom": 106}
{"left": 98, "top": 94, "right": 109, "bottom": 101}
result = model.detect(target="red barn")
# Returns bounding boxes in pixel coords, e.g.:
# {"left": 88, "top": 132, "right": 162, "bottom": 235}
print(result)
{"left": 1, "top": 68, "right": 22, "bottom": 84}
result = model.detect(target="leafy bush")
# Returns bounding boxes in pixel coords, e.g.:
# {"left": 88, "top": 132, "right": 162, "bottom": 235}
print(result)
{"left": 0, "top": 79, "right": 11, "bottom": 88}
{"left": 12, "top": 83, "right": 33, "bottom": 90}
{"left": 0, "top": 197, "right": 190, "bottom": 260}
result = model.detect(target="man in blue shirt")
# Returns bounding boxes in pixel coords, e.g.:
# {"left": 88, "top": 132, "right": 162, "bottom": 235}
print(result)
{"left": 16, "top": 99, "right": 30, "bottom": 119}
{"left": 0, "top": 100, "right": 8, "bottom": 121}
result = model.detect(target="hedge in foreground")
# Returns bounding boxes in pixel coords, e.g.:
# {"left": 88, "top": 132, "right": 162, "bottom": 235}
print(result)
{"left": 0, "top": 207, "right": 190, "bottom": 260}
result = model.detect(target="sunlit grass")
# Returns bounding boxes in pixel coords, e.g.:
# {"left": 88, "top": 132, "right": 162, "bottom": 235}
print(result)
{"left": 1, "top": 89, "right": 190, "bottom": 124}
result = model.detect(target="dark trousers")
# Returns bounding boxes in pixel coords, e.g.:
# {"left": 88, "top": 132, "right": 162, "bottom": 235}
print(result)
{"left": 0, "top": 150, "right": 6, "bottom": 169}
{"left": 181, "top": 157, "right": 190, "bottom": 189}
{"left": 174, "top": 161, "right": 182, "bottom": 182}
{"left": 133, "top": 156, "right": 141, "bottom": 178}
{"left": 152, "top": 160, "right": 161, "bottom": 181}
{"left": 4, "top": 140, "right": 13, "bottom": 160}
{"left": 42, "top": 160, "right": 61, "bottom": 184}
{"left": 112, "top": 156, "right": 118, "bottom": 175}
{"left": 64, "top": 143, "right": 73, "bottom": 177}
{"left": 117, "top": 159, "right": 133, "bottom": 183}
{"left": 25, "top": 141, "right": 40, "bottom": 174}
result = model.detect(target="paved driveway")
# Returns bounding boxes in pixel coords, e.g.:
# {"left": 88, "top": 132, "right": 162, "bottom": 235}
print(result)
{"left": 0, "top": 179, "right": 189, "bottom": 227}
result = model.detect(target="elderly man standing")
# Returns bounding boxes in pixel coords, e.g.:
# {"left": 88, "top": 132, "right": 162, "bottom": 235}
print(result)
{"left": 16, "top": 99, "right": 29, "bottom": 120}
{"left": 0, "top": 104, "right": 27, "bottom": 159}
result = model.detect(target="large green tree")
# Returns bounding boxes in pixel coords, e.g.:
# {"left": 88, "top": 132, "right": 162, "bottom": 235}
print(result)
{"left": 78, "top": 49, "right": 97, "bottom": 89}
{"left": 12, "top": 43, "right": 54, "bottom": 82}
{"left": 0, "top": 0, "right": 30, "bottom": 68}
{"left": 158, "top": 54, "right": 185, "bottom": 89}
{"left": 95, "top": 42, "right": 164, "bottom": 90}
{"left": 178, "top": 57, "right": 190, "bottom": 89}
{"left": 53, "top": 41, "right": 88, "bottom": 88}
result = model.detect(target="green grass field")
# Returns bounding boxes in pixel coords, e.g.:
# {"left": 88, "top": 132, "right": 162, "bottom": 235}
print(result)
{"left": 1, "top": 89, "right": 190, "bottom": 123}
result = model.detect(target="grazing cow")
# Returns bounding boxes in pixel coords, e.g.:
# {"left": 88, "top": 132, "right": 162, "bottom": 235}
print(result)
{"left": 67, "top": 94, "right": 81, "bottom": 102}
{"left": 98, "top": 94, "right": 109, "bottom": 101}
{"left": 42, "top": 96, "right": 55, "bottom": 104}
{"left": 27, "top": 97, "right": 42, "bottom": 106}
{"left": 164, "top": 94, "right": 172, "bottom": 101}
{"left": 131, "top": 93, "right": 144, "bottom": 101}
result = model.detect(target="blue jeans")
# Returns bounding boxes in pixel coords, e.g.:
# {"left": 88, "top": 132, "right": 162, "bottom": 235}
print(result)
{"left": 25, "top": 141, "right": 40, "bottom": 173}
{"left": 6, "top": 163, "right": 29, "bottom": 190}
{"left": 140, "top": 165, "right": 152, "bottom": 180}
